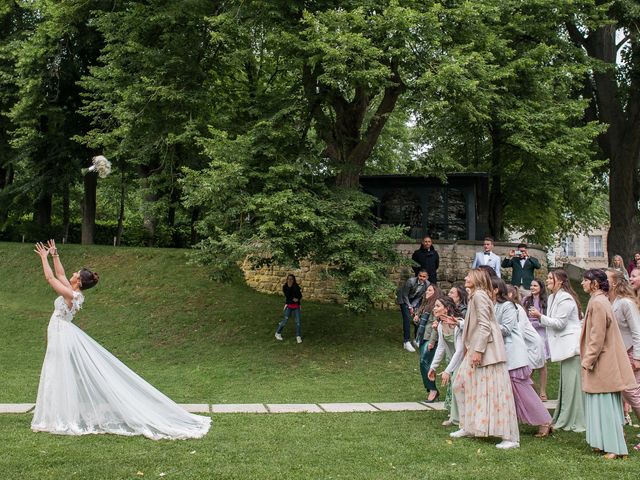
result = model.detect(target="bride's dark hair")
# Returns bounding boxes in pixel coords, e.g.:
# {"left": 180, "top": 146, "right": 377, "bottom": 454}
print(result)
{"left": 79, "top": 268, "right": 99, "bottom": 290}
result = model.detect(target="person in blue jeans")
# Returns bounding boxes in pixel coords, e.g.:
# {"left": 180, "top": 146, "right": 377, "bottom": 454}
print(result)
{"left": 396, "top": 269, "right": 429, "bottom": 352}
{"left": 275, "top": 274, "right": 303, "bottom": 344}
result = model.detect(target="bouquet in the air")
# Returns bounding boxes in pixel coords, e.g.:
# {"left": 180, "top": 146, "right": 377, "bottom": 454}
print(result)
{"left": 82, "top": 155, "right": 112, "bottom": 178}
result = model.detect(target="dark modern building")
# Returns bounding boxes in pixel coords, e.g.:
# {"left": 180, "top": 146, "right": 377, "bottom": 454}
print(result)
{"left": 360, "top": 173, "right": 490, "bottom": 241}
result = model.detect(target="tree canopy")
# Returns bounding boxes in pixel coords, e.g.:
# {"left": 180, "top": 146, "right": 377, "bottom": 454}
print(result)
{"left": 0, "top": 0, "right": 635, "bottom": 310}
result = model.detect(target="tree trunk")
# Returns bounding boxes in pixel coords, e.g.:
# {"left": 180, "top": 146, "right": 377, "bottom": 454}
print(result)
{"left": 137, "top": 161, "right": 161, "bottom": 247}
{"left": 487, "top": 123, "right": 505, "bottom": 240}
{"left": 142, "top": 189, "right": 158, "bottom": 247}
{"left": 81, "top": 173, "right": 97, "bottom": 245}
{"left": 34, "top": 191, "right": 52, "bottom": 227}
{"left": 168, "top": 187, "right": 183, "bottom": 247}
{"left": 0, "top": 164, "right": 11, "bottom": 189}
{"left": 116, "top": 171, "right": 125, "bottom": 247}
{"left": 607, "top": 141, "right": 640, "bottom": 264}
{"left": 62, "top": 182, "right": 70, "bottom": 242}
{"left": 0, "top": 163, "right": 13, "bottom": 223}
{"left": 576, "top": 23, "right": 640, "bottom": 263}
{"left": 303, "top": 62, "right": 405, "bottom": 189}
{"left": 190, "top": 207, "right": 199, "bottom": 245}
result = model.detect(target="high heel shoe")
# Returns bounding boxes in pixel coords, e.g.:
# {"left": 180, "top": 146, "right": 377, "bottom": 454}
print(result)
{"left": 425, "top": 391, "right": 440, "bottom": 403}
{"left": 534, "top": 424, "right": 553, "bottom": 438}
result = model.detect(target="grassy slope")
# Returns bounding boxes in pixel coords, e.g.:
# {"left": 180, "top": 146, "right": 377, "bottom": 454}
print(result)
{"left": 0, "top": 241, "right": 426, "bottom": 403}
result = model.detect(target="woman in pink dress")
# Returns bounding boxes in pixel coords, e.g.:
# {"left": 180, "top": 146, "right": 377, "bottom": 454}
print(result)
{"left": 451, "top": 269, "right": 520, "bottom": 449}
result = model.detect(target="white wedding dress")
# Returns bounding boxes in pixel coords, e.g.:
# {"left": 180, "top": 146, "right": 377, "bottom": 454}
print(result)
{"left": 31, "top": 291, "right": 211, "bottom": 440}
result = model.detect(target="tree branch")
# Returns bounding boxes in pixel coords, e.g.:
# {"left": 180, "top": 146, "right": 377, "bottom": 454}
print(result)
{"left": 348, "top": 62, "right": 405, "bottom": 166}
{"left": 616, "top": 35, "right": 630, "bottom": 52}
{"left": 565, "top": 21, "right": 587, "bottom": 48}
{"left": 301, "top": 62, "right": 335, "bottom": 148}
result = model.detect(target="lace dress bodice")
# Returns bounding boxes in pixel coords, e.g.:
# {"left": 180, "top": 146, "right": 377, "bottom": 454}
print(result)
{"left": 51, "top": 292, "right": 84, "bottom": 322}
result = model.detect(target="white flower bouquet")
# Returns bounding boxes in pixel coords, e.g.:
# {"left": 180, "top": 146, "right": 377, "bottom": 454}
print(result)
{"left": 82, "top": 155, "right": 112, "bottom": 178}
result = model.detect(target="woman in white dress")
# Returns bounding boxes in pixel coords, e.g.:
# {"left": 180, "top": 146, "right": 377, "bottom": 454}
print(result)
{"left": 32, "top": 240, "right": 211, "bottom": 440}
{"left": 528, "top": 269, "right": 585, "bottom": 432}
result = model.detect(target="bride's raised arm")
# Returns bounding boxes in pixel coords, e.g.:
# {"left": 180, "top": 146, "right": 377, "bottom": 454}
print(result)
{"left": 34, "top": 242, "right": 74, "bottom": 304}
{"left": 46, "top": 239, "right": 71, "bottom": 288}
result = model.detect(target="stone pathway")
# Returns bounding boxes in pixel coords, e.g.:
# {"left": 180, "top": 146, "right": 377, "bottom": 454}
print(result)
{"left": 0, "top": 401, "right": 558, "bottom": 414}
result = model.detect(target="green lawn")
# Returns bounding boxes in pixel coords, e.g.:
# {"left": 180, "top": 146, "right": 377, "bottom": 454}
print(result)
{"left": 0, "top": 241, "right": 638, "bottom": 479}
{"left": 0, "top": 241, "right": 425, "bottom": 404}
{"left": 1, "top": 413, "right": 639, "bottom": 479}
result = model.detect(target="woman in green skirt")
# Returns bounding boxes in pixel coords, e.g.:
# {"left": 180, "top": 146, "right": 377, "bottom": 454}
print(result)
{"left": 579, "top": 269, "right": 636, "bottom": 459}
{"left": 529, "top": 269, "right": 585, "bottom": 432}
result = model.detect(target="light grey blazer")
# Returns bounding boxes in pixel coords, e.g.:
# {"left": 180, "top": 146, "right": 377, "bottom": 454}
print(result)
{"left": 611, "top": 297, "right": 640, "bottom": 359}
{"left": 471, "top": 251, "right": 501, "bottom": 277}
{"left": 540, "top": 290, "right": 582, "bottom": 362}
{"left": 515, "top": 304, "right": 545, "bottom": 369}
{"left": 494, "top": 301, "right": 529, "bottom": 370}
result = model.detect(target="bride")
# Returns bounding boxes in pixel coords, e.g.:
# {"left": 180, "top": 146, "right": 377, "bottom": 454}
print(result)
{"left": 32, "top": 240, "right": 211, "bottom": 440}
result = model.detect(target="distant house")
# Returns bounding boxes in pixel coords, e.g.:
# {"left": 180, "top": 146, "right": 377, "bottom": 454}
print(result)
{"left": 551, "top": 227, "right": 609, "bottom": 269}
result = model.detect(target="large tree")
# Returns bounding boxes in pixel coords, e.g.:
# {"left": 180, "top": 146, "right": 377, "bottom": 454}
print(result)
{"left": 219, "top": 0, "right": 501, "bottom": 188}
{"left": 0, "top": 1, "right": 33, "bottom": 226}
{"left": 7, "top": 0, "right": 109, "bottom": 241}
{"left": 79, "top": 0, "right": 222, "bottom": 246}
{"left": 411, "top": 0, "right": 607, "bottom": 244}
{"left": 566, "top": 0, "right": 640, "bottom": 262}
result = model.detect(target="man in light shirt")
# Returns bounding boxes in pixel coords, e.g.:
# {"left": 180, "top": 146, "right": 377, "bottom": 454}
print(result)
{"left": 472, "top": 237, "right": 501, "bottom": 277}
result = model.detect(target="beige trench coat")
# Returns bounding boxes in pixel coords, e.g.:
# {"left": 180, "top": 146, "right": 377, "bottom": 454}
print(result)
{"left": 580, "top": 293, "right": 637, "bottom": 393}
{"left": 462, "top": 290, "right": 507, "bottom": 367}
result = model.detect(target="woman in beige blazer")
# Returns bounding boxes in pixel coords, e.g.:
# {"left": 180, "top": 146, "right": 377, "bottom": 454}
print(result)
{"left": 606, "top": 268, "right": 640, "bottom": 451}
{"left": 580, "top": 269, "right": 637, "bottom": 458}
{"left": 451, "top": 269, "right": 520, "bottom": 449}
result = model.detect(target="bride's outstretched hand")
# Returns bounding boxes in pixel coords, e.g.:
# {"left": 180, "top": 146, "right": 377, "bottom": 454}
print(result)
{"left": 47, "top": 239, "right": 58, "bottom": 256}
{"left": 34, "top": 242, "right": 49, "bottom": 258}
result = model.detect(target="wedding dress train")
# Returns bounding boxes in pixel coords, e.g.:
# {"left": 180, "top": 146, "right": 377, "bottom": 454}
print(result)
{"left": 31, "top": 292, "right": 211, "bottom": 440}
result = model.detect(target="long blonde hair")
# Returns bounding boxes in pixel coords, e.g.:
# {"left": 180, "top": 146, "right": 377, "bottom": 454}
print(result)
{"left": 466, "top": 269, "right": 493, "bottom": 298}
{"left": 607, "top": 268, "right": 640, "bottom": 308}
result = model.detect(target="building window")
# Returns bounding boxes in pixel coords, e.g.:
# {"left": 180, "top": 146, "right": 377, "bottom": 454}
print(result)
{"left": 379, "top": 186, "right": 468, "bottom": 240}
{"left": 588, "top": 235, "right": 604, "bottom": 257}
{"left": 380, "top": 189, "right": 423, "bottom": 238}
{"left": 561, "top": 236, "right": 575, "bottom": 257}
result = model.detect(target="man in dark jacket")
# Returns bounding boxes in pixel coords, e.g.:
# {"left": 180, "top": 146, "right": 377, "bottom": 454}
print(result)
{"left": 396, "top": 269, "right": 429, "bottom": 352}
{"left": 412, "top": 236, "right": 439, "bottom": 284}
{"left": 501, "top": 243, "right": 541, "bottom": 295}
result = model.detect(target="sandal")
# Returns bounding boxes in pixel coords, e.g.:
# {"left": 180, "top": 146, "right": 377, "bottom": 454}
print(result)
{"left": 602, "top": 453, "right": 627, "bottom": 460}
{"left": 539, "top": 393, "right": 548, "bottom": 401}
{"left": 534, "top": 424, "right": 553, "bottom": 438}
{"left": 633, "top": 443, "right": 640, "bottom": 451}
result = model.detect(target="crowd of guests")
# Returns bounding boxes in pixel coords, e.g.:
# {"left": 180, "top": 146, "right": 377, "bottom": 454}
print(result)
{"left": 271, "top": 236, "right": 640, "bottom": 456}
{"left": 399, "top": 236, "right": 640, "bottom": 456}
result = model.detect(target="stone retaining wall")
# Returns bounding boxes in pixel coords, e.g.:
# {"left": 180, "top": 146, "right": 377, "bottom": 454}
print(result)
{"left": 241, "top": 241, "right": 547, "bottom": 308}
